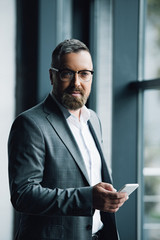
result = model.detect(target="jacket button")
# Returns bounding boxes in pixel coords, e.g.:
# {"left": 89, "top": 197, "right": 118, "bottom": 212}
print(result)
{"left": 86, "top": 224, "right": 92, "bottom": 230}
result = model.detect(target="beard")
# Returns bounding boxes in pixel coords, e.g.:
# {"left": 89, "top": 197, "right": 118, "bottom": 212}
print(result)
{"left": 54, "top": 85, "right": 89, "bottom": 110}
{"left": 61, "top": 87, "right": 88, "bottom": 110}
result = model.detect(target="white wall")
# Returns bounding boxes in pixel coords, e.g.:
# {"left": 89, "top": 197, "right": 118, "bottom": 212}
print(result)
{"left": 0, "top": 0, "right": 15, "bottom": 239}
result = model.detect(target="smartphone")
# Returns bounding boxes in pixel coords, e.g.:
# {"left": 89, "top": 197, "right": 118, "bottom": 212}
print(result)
{"left": 118, "top": 184, "right": 139, "bottom": 196}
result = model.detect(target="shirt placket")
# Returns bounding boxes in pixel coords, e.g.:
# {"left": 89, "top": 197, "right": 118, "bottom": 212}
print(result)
{"left": 80, "top": 124, "right": 92, "bottom": 184}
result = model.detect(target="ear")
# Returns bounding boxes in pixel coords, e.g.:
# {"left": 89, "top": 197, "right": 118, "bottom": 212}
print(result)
{"left": 49, "top": 69, "right": 54, "bottom": 85}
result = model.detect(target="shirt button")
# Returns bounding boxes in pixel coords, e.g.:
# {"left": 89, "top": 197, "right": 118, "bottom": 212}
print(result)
{"left": 86, "top": 224, "right": 92, "bottom": 230}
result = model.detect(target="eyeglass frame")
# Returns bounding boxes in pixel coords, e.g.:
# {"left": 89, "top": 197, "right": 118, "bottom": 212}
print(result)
{"left": 50, "top": 67, "right": 94, "bottom": 82}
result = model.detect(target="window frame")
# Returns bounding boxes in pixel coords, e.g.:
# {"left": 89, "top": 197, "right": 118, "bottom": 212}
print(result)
{"left": 111, "top": 0, "right": 140, "bottom": 239}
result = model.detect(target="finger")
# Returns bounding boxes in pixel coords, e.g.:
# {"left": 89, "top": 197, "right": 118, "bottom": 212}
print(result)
{"left": 110, "top": 198, "right": 124, "bottom": 205}
{"left": 105, "top": 201, "right": 125, "bottom": 213}
{"left": 105, "top": 196, "right": 128, "bottom": 209}
{"left": 105, "top": 204, "right": 120, "bottom": 213}
{"left": 109, "top": 192, "right": 128, "bottom": 200}
{"left": 103, "top": 183, "right": 114, "bottom": 191}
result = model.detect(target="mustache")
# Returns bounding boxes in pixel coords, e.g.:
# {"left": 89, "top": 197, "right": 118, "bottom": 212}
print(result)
{"left": 64, "top": 87, "right": 84, "bottom": 95}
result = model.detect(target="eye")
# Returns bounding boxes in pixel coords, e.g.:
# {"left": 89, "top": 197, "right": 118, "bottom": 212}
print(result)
{"left": 80, "top": 71, "right": 90, "bottom": 77}
{"left": 61, "top": 70, "right": 72, "bottom": 78}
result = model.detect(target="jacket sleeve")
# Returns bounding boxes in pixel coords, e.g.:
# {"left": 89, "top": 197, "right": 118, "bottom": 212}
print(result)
{"left": 8, "top": 114, "right": 93, "bottom": 217}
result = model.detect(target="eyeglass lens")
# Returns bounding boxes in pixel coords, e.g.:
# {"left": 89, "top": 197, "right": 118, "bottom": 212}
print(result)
{"left": 60, "top": 70, "right": 92, "bottom": 82}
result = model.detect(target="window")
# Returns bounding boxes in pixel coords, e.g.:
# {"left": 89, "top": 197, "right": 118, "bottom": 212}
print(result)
{"left": 14, "top": 0, "right": 160, "bottom": 239}
{"left": 0, "top": 0, "right": 15, "bottom": 239}
{"left": 144, "top": 0, "right": 160, "bottom": 80}
{"left": 142, "top": 0, "right": 160, "bottom": 239}
{"left": 143, "top": 90, "right": 160, "bottom": 239}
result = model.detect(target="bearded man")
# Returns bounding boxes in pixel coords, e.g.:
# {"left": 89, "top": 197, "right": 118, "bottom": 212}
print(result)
{"left": 8, "top": 39, "right": 127, "bottom": 240}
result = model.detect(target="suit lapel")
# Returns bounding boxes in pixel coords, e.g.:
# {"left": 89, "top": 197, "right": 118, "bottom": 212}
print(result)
{"left": 43, "top": 95, "right": 90, "bottom": 185}
{"left": 88, "top": 114, "right": 112, "bottom": 184}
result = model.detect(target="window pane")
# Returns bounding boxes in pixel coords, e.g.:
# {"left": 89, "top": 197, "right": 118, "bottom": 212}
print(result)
{"left": 0, "top": 0, "right": 15, "bottom": 238}
{"left": 144, "top": 0, "right": 160, "bottom": 79}
{"left": 144, "top": 176, "right": 160, "bottom": 195}
{"left": 143, "top": 90, "right": 160, "bottom": 239}
{"left": 144, "top": 90, "right": 160, "bottom": 168}
{"left": 144, "top": 229, "right": 160, "bottom": 240}
{"left": 144, "top": 202, "right": 160, "bottom": 223}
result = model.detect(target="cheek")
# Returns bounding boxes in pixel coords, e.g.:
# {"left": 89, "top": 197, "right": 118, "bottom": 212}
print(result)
{"left": 60, "top": 82, "right": 70, "bottom": 92}
{"left": 54, "top": 80, "right": 69, "bottom": 92}
{"left": 83, "top": 82, "right": 92, "bottom": 95}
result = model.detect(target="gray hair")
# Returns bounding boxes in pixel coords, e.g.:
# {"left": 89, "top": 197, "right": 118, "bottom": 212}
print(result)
{"left": 51, "top": 39, "right": 90, "bottom": 68}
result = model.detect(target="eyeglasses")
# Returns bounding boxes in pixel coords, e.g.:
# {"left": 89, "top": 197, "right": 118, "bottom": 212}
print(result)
{"left": 50, "top": 67, "right": 94, "bottom": 82}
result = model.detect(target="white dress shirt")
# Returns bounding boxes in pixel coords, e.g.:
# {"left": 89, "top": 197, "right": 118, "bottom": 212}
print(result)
{"left": 66, "top": 107, "right": 103, "bottom": 234}
{"left": 51, "top": 94, "right": 103, "bottom": 233}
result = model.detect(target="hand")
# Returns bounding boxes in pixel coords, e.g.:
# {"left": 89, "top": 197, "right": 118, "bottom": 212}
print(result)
{"left": 93, "top": 182, "right": 128, "bottom": 213}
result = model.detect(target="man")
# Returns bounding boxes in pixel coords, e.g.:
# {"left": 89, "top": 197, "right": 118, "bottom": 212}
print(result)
{"left": 8, "top": 39, "right": 128, "bottom": 240}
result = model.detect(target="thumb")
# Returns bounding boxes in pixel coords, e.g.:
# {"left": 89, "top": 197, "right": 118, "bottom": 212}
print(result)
{"left": 101, "top": 182, "right": 115, "bottom": 192}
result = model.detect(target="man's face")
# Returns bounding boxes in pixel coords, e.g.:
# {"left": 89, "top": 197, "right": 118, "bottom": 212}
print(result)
{"left": 51, "top": 50, "right": 93, "bottom": 110}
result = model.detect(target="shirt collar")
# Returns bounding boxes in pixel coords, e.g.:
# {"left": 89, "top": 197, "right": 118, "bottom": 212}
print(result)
{"left": 79, "top": 105, "right": 90, "bottom": 124}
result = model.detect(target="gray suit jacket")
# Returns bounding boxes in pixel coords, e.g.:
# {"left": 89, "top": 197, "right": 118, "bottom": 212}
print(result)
{"left": 8, "top": 94, "right": 118, "bottom": 240}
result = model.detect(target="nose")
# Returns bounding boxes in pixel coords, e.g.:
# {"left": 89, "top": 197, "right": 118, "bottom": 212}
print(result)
{"left": 71, "top": 72, "right": 81, "bottom": 87}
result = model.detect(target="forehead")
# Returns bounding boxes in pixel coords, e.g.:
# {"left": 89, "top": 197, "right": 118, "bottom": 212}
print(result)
{"left": 60, "top": 51, "right": 93, "bottom": 70}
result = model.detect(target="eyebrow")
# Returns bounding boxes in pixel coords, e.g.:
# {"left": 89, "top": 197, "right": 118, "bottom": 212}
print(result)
{"left": 60, "top": 67, "right": 93, "bottom": 72}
